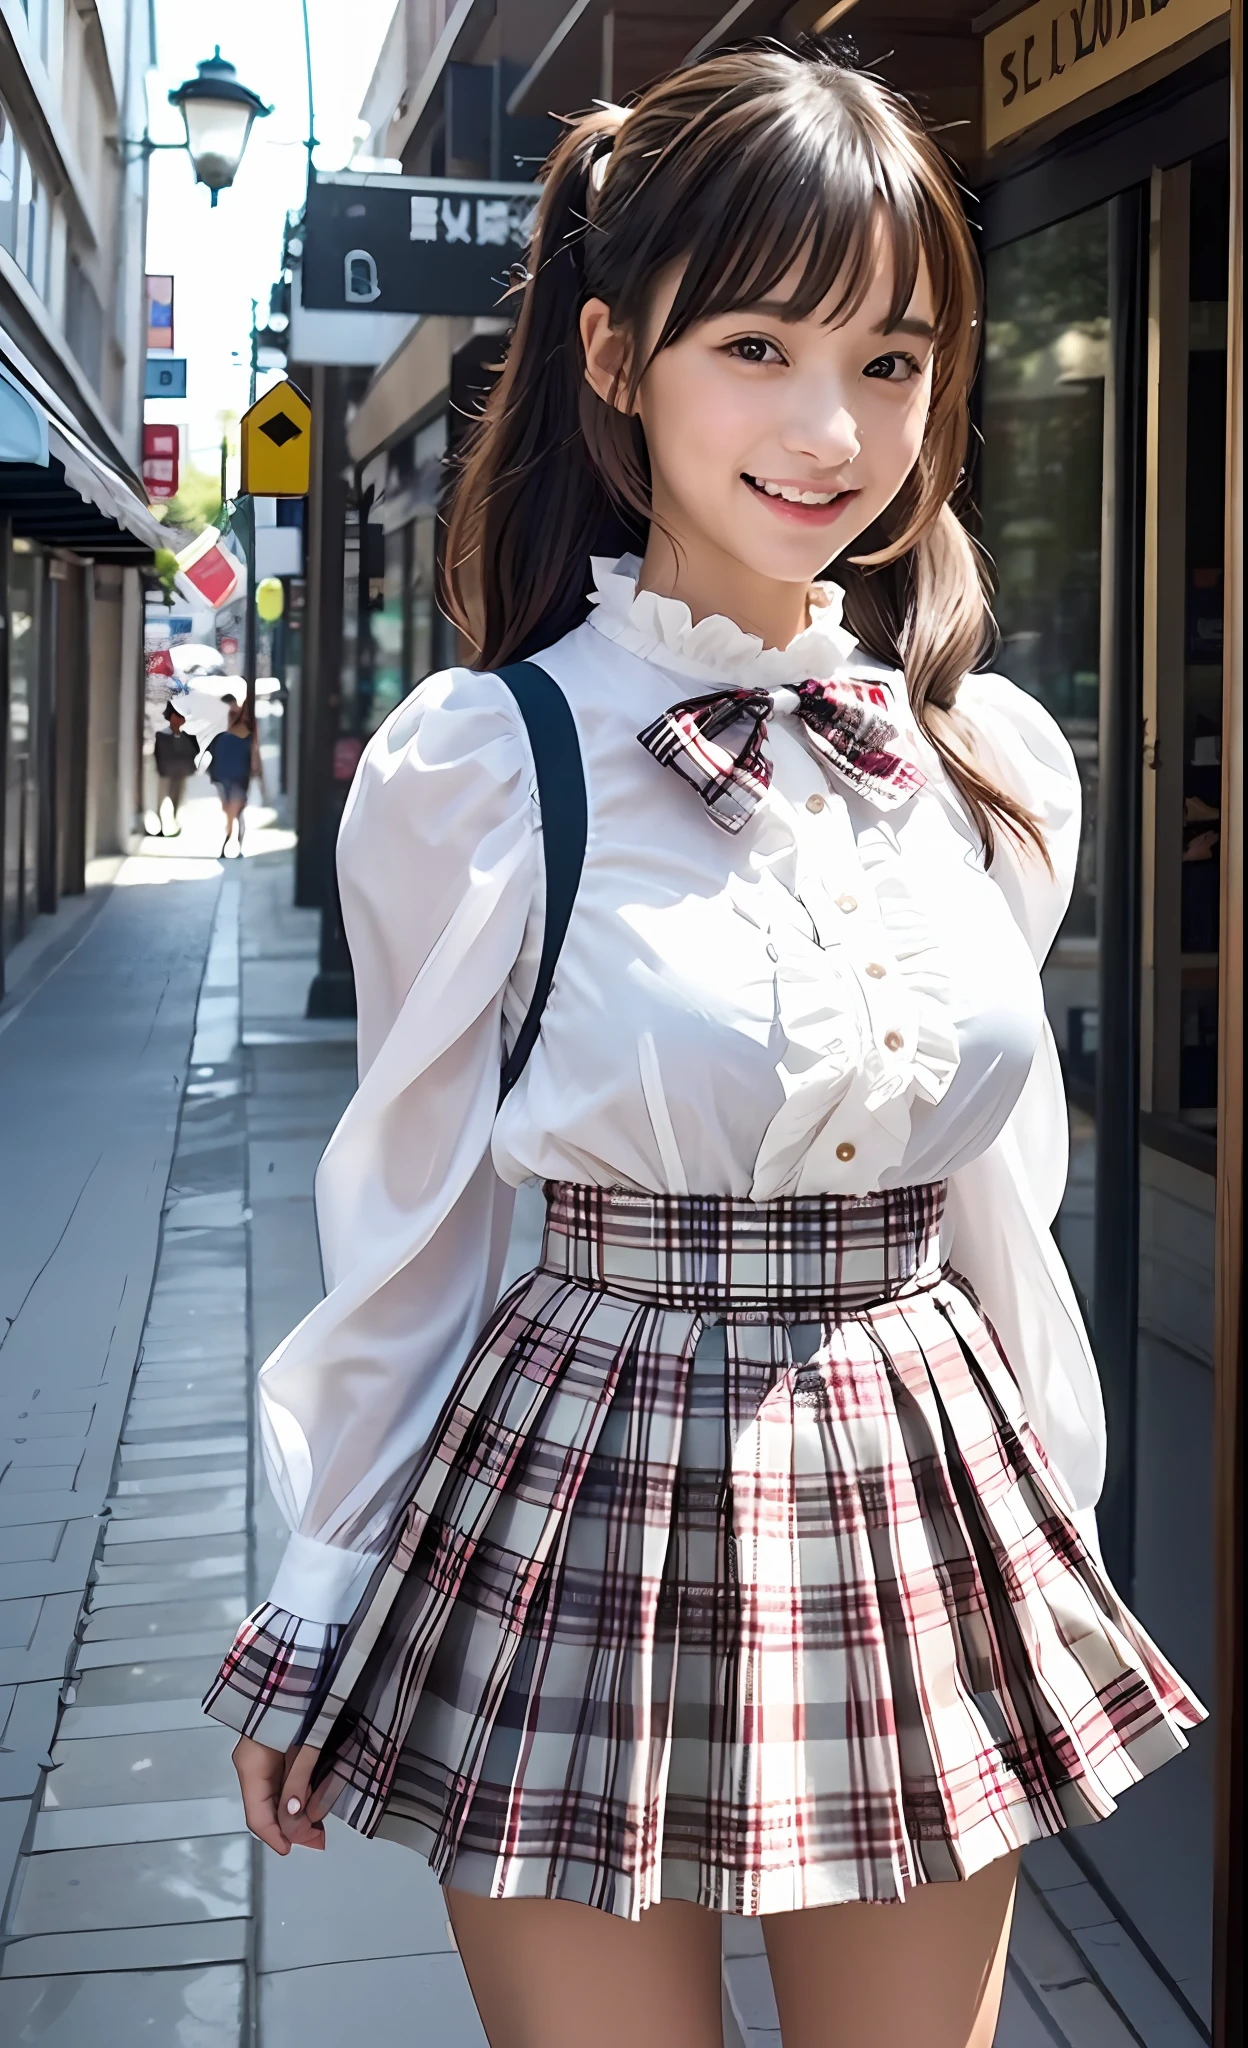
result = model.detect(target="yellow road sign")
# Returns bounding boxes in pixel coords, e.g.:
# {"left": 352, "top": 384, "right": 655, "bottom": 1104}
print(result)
{"left": 240, "top": 380, "right": 311, "bottom": 496}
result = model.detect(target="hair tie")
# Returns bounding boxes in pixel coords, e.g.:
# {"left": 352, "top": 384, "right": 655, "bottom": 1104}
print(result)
{"left": 588, "top": 104, "right": 630, "bottom": 194}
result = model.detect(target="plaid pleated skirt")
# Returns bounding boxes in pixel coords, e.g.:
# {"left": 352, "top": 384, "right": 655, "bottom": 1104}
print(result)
{"left": 296, "top": 1181, "right": 1202, "bottom": 1919}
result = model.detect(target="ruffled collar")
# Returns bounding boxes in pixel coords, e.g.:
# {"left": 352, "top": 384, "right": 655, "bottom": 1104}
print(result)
{"left": 586, "top": 554, "right": 860, "bottom": 689}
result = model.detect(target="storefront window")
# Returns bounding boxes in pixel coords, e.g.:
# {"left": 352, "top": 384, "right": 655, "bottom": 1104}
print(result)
{"left": 367, "top": 526, "right": 407, "bottom": 733}
{"left": 1, "top": 100, "right": 20, "bottom": 259}
{"left": 22, "top": 160, "right": 48, "bottom": 297}
{"left": 1176, "top": 147, "right": 1228, "bottom": 1133}
{"left": 339, "top": 505, "right": 359, "bottom": 733}
{"left": 3, "top": 541, "right": 43, "bottom": 952}
{"left": 355, "top": 408, "right": 450, "bottom": 730}
{"left": 410, "top": 516, "right": 436, "bottom": 685}
{"left": 0, "top": 98, "right": 49, "bottom": 295}
{"left": 980, "top": 203, "right": 1111, "bottom": 1310}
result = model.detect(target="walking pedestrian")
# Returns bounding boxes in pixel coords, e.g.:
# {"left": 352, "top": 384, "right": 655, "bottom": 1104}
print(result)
{"left": 207, "top": 48, "right": 1203, "bottom": 2048}
{"left": 206, "top": 695, "right": 261, "bottom": 858}
{"left": 152, "top": 708, "right": 199, "bottom": 837}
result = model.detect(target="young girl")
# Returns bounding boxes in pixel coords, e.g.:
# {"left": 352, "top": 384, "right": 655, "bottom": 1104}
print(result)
{"left": 206, "top": 695, "right": 262, "bottom": 857}
{"left": 206, "top": 47, "right": 1202, "bottom": 2048}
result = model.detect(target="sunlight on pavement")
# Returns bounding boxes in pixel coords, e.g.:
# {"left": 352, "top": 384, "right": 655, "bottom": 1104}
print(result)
{"left": 120, "top": 781, "right": 295, "bottom": 886}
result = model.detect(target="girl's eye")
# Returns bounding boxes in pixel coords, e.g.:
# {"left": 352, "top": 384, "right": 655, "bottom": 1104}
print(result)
{"left": 863, "top": 351, "right": 923, "bottom": 383}
{"left": 726, "top": 335, "right": 785, "bottom": 366}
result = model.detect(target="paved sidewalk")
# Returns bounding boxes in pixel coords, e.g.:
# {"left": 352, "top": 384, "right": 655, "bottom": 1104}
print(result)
{"left": 1, "top": 831, "right": 223, "bottom": 1930}
{"left": 0, "top": 806, "right": 491, "bottom": 2045}
{"left": 239, "top": 840, "right": 489, "bottom": 2046}
{"left": 0, "top": 798, "right": 1208, "bottom": 2046}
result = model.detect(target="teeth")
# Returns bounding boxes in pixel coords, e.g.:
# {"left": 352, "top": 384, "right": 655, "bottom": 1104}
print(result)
{"left": 751, "top": 477, "right": 837, "bottom": 505}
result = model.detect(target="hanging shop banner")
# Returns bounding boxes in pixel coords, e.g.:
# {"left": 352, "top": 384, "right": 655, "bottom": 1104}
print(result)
{"left": 174, "top": 529, "right": 242, "bottom": 609}
{"left": 142, "top": 422, "right": 179, "bottom": 501}
{"left": 301, "top": 173, "right": 540, "bottom": 317}
{"left": 983, "top": 0, "right": 1230, "bottom": 149}
{"left": 240, "top": 380, "right": 312, "bottom": 496}
{"left": 146, "top": 274, "right": 175, "bottom": 351}
{"left": 146, "top": 356, "right": 188, "bottom": 399}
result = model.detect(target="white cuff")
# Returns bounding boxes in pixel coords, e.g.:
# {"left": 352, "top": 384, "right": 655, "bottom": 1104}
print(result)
{"left": 268, "top": 1531, "right": 380, "bottom": 1624}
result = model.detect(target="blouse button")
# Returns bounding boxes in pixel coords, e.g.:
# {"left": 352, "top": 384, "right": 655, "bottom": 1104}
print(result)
{"left": 865, "top": 961, "right": 887, "bottom": 979}
{"left": 835, "top": 894, "right": 857, "bottom": 914}
{"left": 835, "top": 1141, "right": 856, "bottom": 1162}
{"left": 884, "top": 1029, "right": 904, "bottom": 1052}
{"left": 805, "top": 793, "right": 826, "bottom": 814}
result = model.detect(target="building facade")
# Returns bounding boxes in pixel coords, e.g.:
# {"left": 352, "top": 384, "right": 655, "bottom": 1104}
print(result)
{"left": 1, "top": 0, "right": 163, "bottom": 994}
{"left": 284, "top": 2, "right": 562, "bottom": 924}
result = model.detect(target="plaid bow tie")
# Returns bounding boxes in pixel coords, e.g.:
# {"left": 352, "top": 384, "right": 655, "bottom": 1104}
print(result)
{"left": 637, "top": 678, "right": 926, "bottom": 834}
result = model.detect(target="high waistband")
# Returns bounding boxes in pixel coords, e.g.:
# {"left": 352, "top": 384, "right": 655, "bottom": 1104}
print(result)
{"left": 540, "top": 1182, "right": 946, "bottom": 1314}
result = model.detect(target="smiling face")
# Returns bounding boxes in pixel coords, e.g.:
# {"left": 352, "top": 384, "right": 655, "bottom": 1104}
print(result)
{"left": 580, "top": 227, "right": 937, "bottom": 639}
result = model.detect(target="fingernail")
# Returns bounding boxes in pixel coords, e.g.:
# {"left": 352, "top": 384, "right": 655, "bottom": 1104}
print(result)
{"left": 286, "top": 1797, "right": 302, "bottom": 1815}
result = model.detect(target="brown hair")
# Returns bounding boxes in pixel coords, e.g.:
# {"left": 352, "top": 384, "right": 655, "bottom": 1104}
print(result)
{"left": 444, "top": 43, "right": 1044, "bottom": 862}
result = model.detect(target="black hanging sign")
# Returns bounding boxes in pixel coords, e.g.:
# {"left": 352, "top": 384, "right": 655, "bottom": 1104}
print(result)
{"left": 301, "top": 173, "right": 540, "bottom": 318}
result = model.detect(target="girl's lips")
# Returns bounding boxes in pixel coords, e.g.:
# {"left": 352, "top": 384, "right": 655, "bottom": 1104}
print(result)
{"left": 741, "top": 474, "right": 860, "bottom": 526}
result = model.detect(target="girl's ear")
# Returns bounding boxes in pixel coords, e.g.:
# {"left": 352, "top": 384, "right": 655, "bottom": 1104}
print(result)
{"left": 580, "top": 299, "right": 633, "bottom": 412}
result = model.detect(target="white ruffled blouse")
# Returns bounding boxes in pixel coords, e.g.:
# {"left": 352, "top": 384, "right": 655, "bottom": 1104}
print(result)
{"left": 253, "top": 556, "right": 1104, "bottom": 1636}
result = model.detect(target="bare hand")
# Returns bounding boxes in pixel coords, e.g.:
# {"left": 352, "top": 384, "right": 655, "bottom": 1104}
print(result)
{"left": 278, "top": 1742, "right": 335, "bottom": 1850}
{"left": 232, "top": 1734, "right": 294, "bottom": 1855}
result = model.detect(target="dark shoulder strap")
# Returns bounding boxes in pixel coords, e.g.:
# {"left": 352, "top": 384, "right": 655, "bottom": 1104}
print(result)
{"left": 495, "top": 661, "right": 587, "bottom": 1104}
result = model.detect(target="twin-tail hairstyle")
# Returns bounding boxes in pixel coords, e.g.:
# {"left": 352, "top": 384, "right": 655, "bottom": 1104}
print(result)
{"left": 444, "top": 42, "right": 1044, "bottom": 860}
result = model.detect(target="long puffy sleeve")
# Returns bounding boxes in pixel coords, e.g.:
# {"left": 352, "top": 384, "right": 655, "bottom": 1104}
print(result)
{"left": 204, "top": 670, "right": 540, "bottom": 1747}
{"left": 953, "top": 670, "right": 1083, "bottom": 971}
{"left": 942, "top": 673, "right": 1105, "bottom": 1526}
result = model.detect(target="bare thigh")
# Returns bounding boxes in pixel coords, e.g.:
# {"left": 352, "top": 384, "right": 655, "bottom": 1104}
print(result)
{"left": 445, "top": 1888, "right": 725, "bottom": 2048}
{"left": 762, "top": 1852, "right": 1020, "bottom": 2048}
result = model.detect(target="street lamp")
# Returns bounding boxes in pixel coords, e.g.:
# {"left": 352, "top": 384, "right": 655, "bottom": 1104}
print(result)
{"left": 167, "top": 50, "right": 271, "bottom": 206}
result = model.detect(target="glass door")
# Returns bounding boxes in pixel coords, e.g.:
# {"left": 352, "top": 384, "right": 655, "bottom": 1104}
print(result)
{"left": 1174, "top": 148, "right": 1229, "bottom": 1147}
{"left": 979, "top": 203, "right": 1110, "bottom": 1317}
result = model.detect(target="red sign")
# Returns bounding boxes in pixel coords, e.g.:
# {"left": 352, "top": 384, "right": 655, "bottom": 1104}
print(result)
{"left": 142, "top": 423, "right": 179, "bottom": 501}
{"left": 168, "top": 529, "right": 240, "bottom": 610}
{"left": 180, "top": 546, "right": 236, "bottom": 608}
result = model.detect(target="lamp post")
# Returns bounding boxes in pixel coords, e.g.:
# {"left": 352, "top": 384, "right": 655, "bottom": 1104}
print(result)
{"left": 243, "top": 300, "right": 260, "bottom": 731}
{"left": 167, "top": 50, "right": 272, "bottom": 205}
{"left": 112, "top": 48, "right": 270, "bottom": 202}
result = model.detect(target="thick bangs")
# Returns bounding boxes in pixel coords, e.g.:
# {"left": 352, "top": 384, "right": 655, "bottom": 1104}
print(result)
{"left": 619, "top": 67, "right": 967, "bottom": 376}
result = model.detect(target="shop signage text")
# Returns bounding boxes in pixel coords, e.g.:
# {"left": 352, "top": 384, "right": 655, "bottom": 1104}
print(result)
{"left": 983, "top": 0, "right": 1230, "bottom": 149}
{"left": 301, "top": 174, "right": 540, "bottom": 318}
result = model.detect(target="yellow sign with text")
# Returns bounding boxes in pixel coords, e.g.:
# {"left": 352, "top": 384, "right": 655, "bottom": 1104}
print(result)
{"left": 983, "top": 0, "right": 1229, "bottom": 150}
{"left": 239, "top": 381, "right": 312, "bottom": 497}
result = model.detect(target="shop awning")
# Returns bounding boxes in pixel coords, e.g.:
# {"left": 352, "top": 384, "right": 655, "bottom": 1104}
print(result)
{"left": 0, "top": 352, "right": 167, "bottom": 562}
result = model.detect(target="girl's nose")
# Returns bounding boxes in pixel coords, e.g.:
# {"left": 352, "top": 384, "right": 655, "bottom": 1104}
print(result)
{"left": 782, "top": 396, "right": 861, "bottom": 469}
